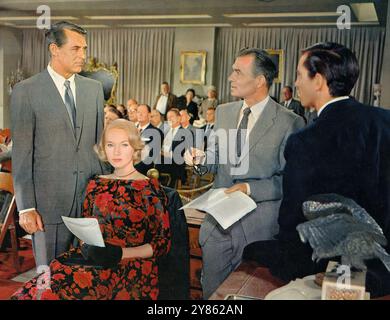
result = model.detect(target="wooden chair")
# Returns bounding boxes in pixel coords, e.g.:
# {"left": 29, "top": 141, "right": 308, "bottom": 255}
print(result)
{"left": 0, "top": 172, "right": 20, "bottom": 272}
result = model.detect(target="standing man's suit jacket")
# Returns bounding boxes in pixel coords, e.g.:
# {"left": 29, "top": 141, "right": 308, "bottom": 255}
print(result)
{"left": 135, "top": 124, "right": 163, "bottom": 175}
{"left": 153, "top": 93, "right": 178, "bottom": 115}
{"left": 11, "top": 69, "right": 106, "bottom": 225}
{"left": 201, "top": 98, "right": 305, "bottom": 245}
{"left": 278, "top": 98, "right": 390, "bottom": 244}
{"left": 286, "top": 99, "right": 305, "bottom": 118}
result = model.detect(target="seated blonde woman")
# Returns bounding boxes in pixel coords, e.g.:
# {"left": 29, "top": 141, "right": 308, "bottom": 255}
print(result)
{"left": 12, "top": 119, "right": 171, "bottom": 300}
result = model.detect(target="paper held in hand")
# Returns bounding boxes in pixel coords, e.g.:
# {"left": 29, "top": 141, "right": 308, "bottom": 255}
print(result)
{"left": 61, "top": 216, "right": 105, "bottom": 247}
{"left": 180, "top": 188, "right": 257, "bottom": 229}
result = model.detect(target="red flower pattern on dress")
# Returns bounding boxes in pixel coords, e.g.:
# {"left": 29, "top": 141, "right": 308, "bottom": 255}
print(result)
{"left": 11, "top": 177, "right": 170, "bottom": 300}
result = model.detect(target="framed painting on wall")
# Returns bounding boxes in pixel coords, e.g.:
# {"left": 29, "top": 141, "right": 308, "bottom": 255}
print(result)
{"left": 180, "top": 50, "right": 207, "bottom": 85}
{"left": 265, "top": 49, "right": 284, "bottom": 83}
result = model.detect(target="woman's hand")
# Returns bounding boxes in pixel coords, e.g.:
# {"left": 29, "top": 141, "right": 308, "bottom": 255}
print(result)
{"left": 81, "top": 242, "right": 123, "bottom": 268}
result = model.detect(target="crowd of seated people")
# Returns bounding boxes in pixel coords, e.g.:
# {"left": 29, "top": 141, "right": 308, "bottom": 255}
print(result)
{"left": 102, "top": 82, "right": 218, "bottom": 189}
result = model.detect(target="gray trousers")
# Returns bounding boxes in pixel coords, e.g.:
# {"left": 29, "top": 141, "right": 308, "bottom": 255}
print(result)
{"left": 199, "top": 220, "right": 248, "bottom": 299}
{"left": 32, "top": 223, "right": 75, "bottom": 269}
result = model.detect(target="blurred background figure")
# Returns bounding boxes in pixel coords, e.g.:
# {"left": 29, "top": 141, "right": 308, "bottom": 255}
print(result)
{"left": 177, "top": 88, "right": 198, "bottom": 124}
{"left": 116, "top": 104, "right": 128, "bottom": 119}
{"left": 281, "top": 85, "right": 305, "bottom": 119}
{"left": 199, "top": 85, "right": 218, "bottom": 120}
{"left": 150, "top": 109, "right": 169, "bottom": 135}
{"left": 104, "top": 105, "right": 123, "bottom": 127}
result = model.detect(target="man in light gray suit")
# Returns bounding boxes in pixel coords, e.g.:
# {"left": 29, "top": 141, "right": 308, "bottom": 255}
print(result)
{"left": 186, "top": 48, "right": 305, "bottom": 298}
{"left": 11, "top": 21, "right": 106, "bottom": 267}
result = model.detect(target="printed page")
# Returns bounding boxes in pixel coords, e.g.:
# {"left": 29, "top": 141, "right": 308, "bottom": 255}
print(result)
{"left": 206, "top": 191, "right": 257, "bottom": 229}
{"left": 62, "top": 216, "right": 105, "bottom": 247}
{"left": 180, "top": 188, "right": 257, "bottom": 229}
{"left": 180, "top": 188, "right": 227, "bottom": 211}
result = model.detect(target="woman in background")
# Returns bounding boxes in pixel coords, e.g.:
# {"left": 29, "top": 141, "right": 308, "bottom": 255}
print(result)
{"left": 199, "top": 86, "right": 218, "bottom": 120}
{"left": 104, "top": 105, "right": 123, "bottom": 127}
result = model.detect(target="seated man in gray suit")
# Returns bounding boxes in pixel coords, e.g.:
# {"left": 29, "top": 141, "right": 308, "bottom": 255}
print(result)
{"left": 11, "top": 21, "right": 106, "bottom": 268}
{"left": 185, "top": 48, "right": 305, "bottom": 298}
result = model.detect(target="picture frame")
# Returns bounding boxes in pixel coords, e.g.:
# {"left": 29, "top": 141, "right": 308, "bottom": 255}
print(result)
{"left": 265, "top": 49, "right": 284, "bottom": 83}
{"left": 180, "top": 50, "right": 207, "bottom": 85}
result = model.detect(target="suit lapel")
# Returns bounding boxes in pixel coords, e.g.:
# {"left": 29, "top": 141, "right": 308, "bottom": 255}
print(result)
{"left": 42, "top": 70, "right": 77, "bottom": 144}
{"left": 74, "top": 75, "right": 86, "bottom": 146}
{"left": 239, "top": 99, "right": 277, "bottom": 162}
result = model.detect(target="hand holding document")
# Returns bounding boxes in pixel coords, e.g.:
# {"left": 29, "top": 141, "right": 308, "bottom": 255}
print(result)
{"left": 62, "top": 216, "right": 105, "bottom": 247}
{"left": 180, "top": 188, "right": 257, "bottom": 230}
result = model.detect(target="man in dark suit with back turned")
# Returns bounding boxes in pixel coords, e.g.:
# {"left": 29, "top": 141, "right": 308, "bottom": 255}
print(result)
{"left": 244, "top": 42, "right": 390, "bottom": 297}
{"left": 11, "top": 21, "right": 106, "bottom": 267}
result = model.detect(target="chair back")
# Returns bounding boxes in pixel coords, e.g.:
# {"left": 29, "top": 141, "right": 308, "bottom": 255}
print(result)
{"left": 0, "top": 172, "right": 14, "bottom": 194}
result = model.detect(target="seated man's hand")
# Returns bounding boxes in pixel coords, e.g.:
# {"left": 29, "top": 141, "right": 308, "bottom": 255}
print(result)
{"left": 19, "top": 210, "right": 44, "bottom": 234}
{"left": 224, "top": 183, "right": 248, "bottom": 195}
{"left": 184, "top": 147, "right": 205, "bottom": 166}
{"left": 81, "top": 242, "right": 123, "bottom": 268}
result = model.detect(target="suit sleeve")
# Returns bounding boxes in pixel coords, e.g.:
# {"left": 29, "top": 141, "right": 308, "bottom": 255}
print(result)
{"left": 277, "top": 133, "right": 313, "bottom": 241}
{"left": 10, "top": 83, "right": 37, "bottom": 211}
{"left": 248, "top": 116, "right": 305, "bottom": 203}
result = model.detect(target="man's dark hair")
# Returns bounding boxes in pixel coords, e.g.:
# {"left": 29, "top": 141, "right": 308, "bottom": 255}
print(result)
{"left": 168, "top": 108, "right": 180, "bottom": 116}
{"left": 161, "top": 81, "right": 169, "bottom": 86}
{"left": 107, "top": 106, "right": 124, "bottom": 119}
{"left": 139, "top": 104, "right": 151, "bottom": 113}
{"left": 45, "top": 21, "right": 86, "bottom": 51}
{"left": 283, "top": 86, "right": 293, "bottom": 93}
{"left": 186, "top": 88, "right": 196, "bottom": 96}
{"left": 302, "top": 42, "right": 360, "bottom": 97}
{"left": 236, "top": 47, "right": 277, "bottom": 88}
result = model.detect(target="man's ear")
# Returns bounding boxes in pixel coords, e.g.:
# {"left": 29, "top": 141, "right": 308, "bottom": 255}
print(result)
{"left": 256, "top": 74, "right": 267, "bottom": 88}
{"left": 314, "top": 73, "right": 327, "bottom": 92}
{"left": 49, "top": 43, "right": 58, "bottom": 57}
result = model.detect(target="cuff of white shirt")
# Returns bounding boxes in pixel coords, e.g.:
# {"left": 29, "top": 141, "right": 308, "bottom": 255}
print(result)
{"left": 245, "top": 183, "right": 251, "bottom": 196}
{"left": 19, "top": 208, "right": 36, "bottom": 215}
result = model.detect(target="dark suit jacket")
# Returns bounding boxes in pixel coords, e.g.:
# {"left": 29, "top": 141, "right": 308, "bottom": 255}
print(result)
{"left": 135, "top": 124, "right": 163, "bottom": 175}
{"left": 158, "top": 186, "right": 190, "bottom": 300}
{"left": 285, "top": 99, "right": 305, "bottom": 118}
{"left": 157, "top": 127, "right": 192, "bottom": 183}
{"left": 248, "top": 98, "right": 390, "bottom": 296}
{"left": 153, "top": 93, "right": 177, "bottom": 115}
{"left": 278, "top": 98, "right": 390, "bottom": 242}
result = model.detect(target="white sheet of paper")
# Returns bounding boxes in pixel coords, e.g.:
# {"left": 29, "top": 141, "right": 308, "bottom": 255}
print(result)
{"left": 180, "top": 188, "right": 257, "bottom": 229}
{"left": 62, "top": 216, "right": 105, "bottom": 247}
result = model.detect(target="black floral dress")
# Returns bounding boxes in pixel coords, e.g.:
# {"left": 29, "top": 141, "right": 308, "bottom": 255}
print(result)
{"left": 11, "top": 177, "right": 171, "bottom": 300}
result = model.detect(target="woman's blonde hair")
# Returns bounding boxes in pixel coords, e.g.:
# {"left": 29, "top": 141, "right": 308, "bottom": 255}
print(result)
{"left": 94, "top": 119, "right": 144, "bottom": 164}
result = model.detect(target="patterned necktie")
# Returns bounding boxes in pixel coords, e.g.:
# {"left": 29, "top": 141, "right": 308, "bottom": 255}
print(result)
{"left": 64, "top": 80, "right": 76, "bottom": 129}
{"left": 236, "top": 107, "right": 251, "bottom": 158}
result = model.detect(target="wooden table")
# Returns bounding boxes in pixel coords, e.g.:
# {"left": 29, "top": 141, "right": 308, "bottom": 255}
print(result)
{"left": 184, "top": 208, "right": 206, "bottom": 299}
{"left": 209, "top": 260, "right": 390, "bottom": 300}
{"left": 209, "top": 260, "right": 285, "bottom": 300}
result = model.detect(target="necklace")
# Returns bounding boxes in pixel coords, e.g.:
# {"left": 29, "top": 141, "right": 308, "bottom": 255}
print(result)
{"left": 113, "top": 168, "right": 137, "bottom": 178}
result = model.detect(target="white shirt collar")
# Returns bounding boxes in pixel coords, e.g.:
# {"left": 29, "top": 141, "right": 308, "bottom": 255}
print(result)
{"left": 317, "top": 96, "right": 349, "bottom": 116}
{"left": 242, "top": 95, "right": 270, "bottom": 120}
{"left": 47, "top": 63, "right": 75, "bottom": 85}
{"left": 139, "top": 123, "right": 150, "bottom": 131}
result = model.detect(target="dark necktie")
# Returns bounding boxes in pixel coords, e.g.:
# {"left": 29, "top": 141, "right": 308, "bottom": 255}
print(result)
{"left": 236, "top": 107, "right": 251, "bottom": 158}
{"left": 64, "top": 80, "right": 76, "bottom": 129}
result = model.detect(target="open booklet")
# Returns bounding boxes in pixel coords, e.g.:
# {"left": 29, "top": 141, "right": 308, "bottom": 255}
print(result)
{"left": 180, "top": 188, "right": 257, "bottom": 230}
{"left": 62, "top": 216, "right": 105, "bottom": 247}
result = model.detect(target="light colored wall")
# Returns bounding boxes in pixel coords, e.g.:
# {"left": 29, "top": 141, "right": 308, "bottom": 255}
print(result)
{"left": 0, "top": 27, "right": 23, "bottom": 128}
{"left": 172, "top": 27, "right": 216, "bottom": 99}
{"left": 380, "top": 8, "right": 390, "bottom": 109}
